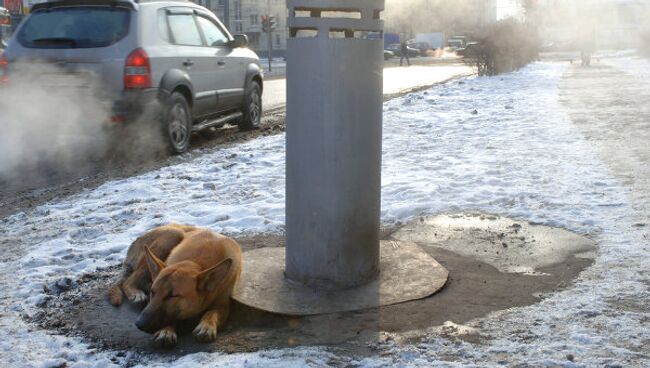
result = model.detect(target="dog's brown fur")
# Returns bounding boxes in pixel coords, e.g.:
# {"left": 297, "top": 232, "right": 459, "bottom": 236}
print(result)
{"left": 108, "top": 224, "right": 242, "bottom": 346}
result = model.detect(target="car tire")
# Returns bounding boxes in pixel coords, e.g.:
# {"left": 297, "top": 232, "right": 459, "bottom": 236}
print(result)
{"left": 238, "top": 80, "right": 262, "bottom": 131}
{"left": 161, "top": 92, "right": 192, "bottom": 154}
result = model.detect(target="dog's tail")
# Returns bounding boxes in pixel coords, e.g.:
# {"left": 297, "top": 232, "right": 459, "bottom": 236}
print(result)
{"left": 108, "top": 281, "right": 125, "bottom": 307}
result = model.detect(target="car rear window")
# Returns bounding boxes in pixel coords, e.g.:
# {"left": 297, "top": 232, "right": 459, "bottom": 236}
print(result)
{"left": 17, "top": 6, "right": 130, "bottom": 49}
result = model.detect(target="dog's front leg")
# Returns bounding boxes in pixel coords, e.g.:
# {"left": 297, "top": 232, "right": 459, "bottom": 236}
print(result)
{"left": 193, "top": 310, "right": 220, "bottom": 343}
{"left": 153, "top": 326, "right": 177, "bottom": 348}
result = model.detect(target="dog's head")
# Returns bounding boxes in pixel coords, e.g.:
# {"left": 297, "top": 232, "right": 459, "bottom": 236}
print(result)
{"left": 135, "top": 246, "right": 233, "bottom": 333}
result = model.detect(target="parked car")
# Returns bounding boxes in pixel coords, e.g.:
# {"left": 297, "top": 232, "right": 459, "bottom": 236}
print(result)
{"left": 386, "top": 43, "right": 419, "bottom": 58}
{"left": 383, "top": 49, "right": 395, "bottom": 61}
{"left": 1, "top": 0, "right": 263, "bottom": 154}
{"left": 447, "top": 37, "right": 466, "bottom": 50}
{"left": 408, "top": 41, "right": 432, "bottom": 57}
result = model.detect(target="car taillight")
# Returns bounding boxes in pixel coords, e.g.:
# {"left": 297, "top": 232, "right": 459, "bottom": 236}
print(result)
{"left": 0, "top": 54, "right": 9, "bottom": 85}
{"left": 124, "top": 48, "right": 151, "bottom": 89}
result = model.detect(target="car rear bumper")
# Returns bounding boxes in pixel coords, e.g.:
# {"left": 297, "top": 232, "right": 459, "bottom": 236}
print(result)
{"left": 108, "top": 88, "right": 165, "bottom": 124}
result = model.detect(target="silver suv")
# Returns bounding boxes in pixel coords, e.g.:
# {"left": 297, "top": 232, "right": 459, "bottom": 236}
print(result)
{"left": 2, "top": 0, "right": 263, "bottom": 154}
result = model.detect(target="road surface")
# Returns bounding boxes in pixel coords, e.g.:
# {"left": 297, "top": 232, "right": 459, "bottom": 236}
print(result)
{"left": 262, "top": 64, "right": 473, "bottom": 111}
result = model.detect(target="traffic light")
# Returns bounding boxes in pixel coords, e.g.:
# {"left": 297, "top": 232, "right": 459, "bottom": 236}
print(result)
{"left": 261, "top": 15, "right": 277, "bottom": 33}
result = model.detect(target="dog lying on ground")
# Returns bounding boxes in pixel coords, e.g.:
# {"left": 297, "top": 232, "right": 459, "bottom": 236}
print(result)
{"left": 108, "top": 224, "right": 242, "bottom": 347}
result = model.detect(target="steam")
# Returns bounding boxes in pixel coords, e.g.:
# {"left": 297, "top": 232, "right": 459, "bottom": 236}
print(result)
{"left": 384, "top": 0, "right": 650, "bottom": 52}
{"left": 0, "top": 62, "right": 111, "bottom": 186}
{"left": 0, "top": 59, "right": 173, "bottom": 196}
{"left": 384, "top": 0, "right": 495, "bottom": 39}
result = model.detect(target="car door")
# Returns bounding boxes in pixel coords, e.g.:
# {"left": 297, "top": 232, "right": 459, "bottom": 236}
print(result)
{"left": 165, "top": 7, "right": 217, "bottom": 118}
{"left": 194, "top": 12, "right": 245, "bottom": 112}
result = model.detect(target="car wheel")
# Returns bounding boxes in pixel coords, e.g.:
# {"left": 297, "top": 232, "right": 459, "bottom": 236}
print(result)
{"left": 162, "top": 92, "right": 192, "bottom": 154}
{"left": 238, "top": 80, "right": 262, "bottom": 131}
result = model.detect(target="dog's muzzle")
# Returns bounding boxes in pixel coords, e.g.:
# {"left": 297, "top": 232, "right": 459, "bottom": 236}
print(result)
{"left": 135, "top": 310, "right": 162, "bottom": 333}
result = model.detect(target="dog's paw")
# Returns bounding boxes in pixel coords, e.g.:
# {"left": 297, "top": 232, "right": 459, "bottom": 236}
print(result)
{"left": 193, "top": 321, "right": 218, "bottom": 343}
{"left": 153, "top": 327, "right": 177, "bottom": 348}
{"left": 126, "top": 289, "right": 148, "bottom": 304}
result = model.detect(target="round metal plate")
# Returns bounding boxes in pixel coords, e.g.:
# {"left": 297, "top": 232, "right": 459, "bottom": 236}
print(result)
{"left": 233, "top": 241, "right": 448, "bottom": 316}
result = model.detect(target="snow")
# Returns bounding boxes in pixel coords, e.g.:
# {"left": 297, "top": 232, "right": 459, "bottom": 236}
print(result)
{"left": 1, "top": 60, "right": 649, "bottom": 366}
{"left": 603, "top": 55, "right": 650, "bottom": 80}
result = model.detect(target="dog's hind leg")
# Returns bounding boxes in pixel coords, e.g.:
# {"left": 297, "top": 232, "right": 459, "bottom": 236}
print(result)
{"left": 108, "top": 280, "right": 125, "bottom": 306}
{"left": 121, "top": 267, "right": 150, "bottom": 305}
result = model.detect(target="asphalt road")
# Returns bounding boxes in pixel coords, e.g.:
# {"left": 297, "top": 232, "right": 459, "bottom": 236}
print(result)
{"left": 262, "top": 63, "right": 473, "bottom": 111}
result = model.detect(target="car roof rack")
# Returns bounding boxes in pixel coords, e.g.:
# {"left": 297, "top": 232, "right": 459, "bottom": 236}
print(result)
{"left": 31, "top": 0, "right": 195, "bottom": 12}
{"left": 32, "top": 0, "right": 138, "bottom": 12}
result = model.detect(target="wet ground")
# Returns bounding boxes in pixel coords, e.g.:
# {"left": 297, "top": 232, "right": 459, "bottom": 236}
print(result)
{"left": 30, "top": 214, "right": 594, "bottom": 364}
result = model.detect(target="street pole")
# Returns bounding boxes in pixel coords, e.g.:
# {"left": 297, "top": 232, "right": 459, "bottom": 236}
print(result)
{"left": 285, "top": 0, "right": 385, "bottom": 288}
{"left": 232, "top": 0, "right": 448, "bottom": 316}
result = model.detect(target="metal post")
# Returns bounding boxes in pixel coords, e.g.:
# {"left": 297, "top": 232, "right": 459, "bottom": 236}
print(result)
{"left": 285, "top": 0, "right": 385, "bottom": 289}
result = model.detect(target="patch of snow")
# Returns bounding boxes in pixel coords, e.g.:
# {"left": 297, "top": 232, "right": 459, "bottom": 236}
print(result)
{"left": 1, "top": 60, "right": 649, "bottom": 366}
{"left": 603, "top": 55, "right": 650, "bottom": 80}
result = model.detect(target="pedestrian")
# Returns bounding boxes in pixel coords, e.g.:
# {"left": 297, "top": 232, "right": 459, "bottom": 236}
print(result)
{"left": 400, "top": 41, "right": 410, "bottom": 67}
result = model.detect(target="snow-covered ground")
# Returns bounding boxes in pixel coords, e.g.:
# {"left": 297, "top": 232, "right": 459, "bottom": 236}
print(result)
{"left": 1, "top": 61, "right": 649, "bottom": 367}
{"left": 603, "top": 55, "right": 650, "bottom": 80}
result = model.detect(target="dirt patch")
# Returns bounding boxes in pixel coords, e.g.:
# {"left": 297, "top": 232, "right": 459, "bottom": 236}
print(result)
{"left": 29, "top": 216, "right": 594, "bottom": 361}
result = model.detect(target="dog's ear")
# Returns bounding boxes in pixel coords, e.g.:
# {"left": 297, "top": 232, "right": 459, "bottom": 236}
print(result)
{"left": 144, "top": 246, "right": 167, "bottom": 280}
{"left": 197, "top": 258, "right": 233, "bottom": 292}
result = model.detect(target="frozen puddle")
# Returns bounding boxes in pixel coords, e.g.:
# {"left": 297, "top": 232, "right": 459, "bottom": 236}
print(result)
{"left": 1, "top": 61, "right": 649, "bottom": 366}
{"left": 392, "top": 213, "right": 596, "bottom": 274}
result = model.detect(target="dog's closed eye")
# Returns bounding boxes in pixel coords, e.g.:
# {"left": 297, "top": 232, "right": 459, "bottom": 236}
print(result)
{"left": 165, "top": 290, "right": 181, "bottom": 299}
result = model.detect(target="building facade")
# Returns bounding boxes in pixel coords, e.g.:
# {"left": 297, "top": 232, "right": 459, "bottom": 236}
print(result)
{"left": 195, "top": 0, "right": 289, "bottom": 58}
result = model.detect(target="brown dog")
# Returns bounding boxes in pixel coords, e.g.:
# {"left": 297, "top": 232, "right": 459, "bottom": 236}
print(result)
{"left": 108, "top": 224, "right": 242, "bottom": 347}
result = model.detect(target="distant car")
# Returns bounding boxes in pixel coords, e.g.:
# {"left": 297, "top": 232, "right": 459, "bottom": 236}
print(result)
{"left": 408, "top": 41, "right": 432, "bottom": 56}
{"left": 383, "top": 49, "right": 395, "bottom": 61}
{"left": 448, "top": 38, "right": 465, "bottom": 50}
{"left": 2, "top": 0, "right": 263, "bottom": 154}
{"left": 386, "top": 43, "right": 419, "bottom": 58}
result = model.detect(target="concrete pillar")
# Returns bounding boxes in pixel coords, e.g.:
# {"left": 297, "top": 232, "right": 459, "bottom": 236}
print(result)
{"left": 285, "top": 0, "right": 385, "bottom": 289}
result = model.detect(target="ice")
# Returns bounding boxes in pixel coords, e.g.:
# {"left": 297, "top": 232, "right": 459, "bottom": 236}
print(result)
{"left": 1, "top": 61, "right": 649, "bottom": 366}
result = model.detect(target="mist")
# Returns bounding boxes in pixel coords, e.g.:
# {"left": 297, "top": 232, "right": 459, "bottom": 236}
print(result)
{"left": 0, "top": 63, "right": 111, "bottom": 185}
{"left": 384, "top": 0, "right": 650, "bottom": 51}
